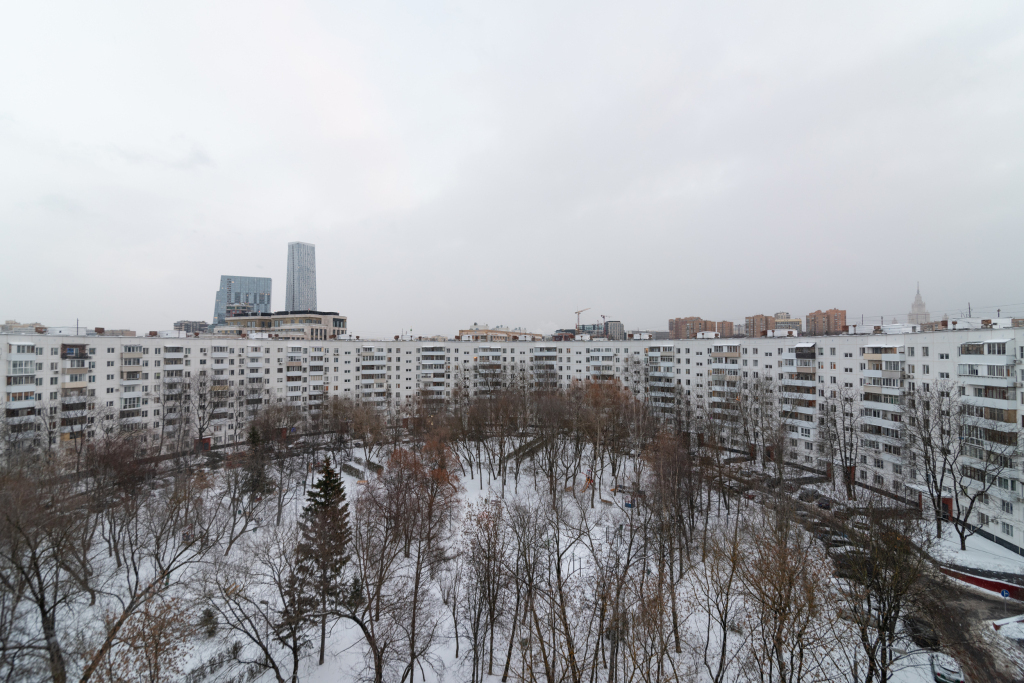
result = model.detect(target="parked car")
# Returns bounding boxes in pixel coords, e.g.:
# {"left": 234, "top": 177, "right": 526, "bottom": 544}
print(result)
{"left": 798, "top": 489, "right": 819, "bottom": 503}
{"left": 816, "top": 497, "right": 833, "bottom": 510}
{"left": 818, "top": 532, "right": 852, "bottom": 549}
{"left": 850, "top": 515, "right": 872, "bottom": 532}
{"left": 929, "top": 653, "right": 964, "bottom": 683}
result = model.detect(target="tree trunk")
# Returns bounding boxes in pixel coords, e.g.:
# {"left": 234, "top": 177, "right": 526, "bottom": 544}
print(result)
{"left": 319, "top": 612, "right": 326, "bottom": 665}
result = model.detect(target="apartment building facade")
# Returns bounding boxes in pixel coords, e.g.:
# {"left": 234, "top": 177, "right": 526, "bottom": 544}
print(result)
{"left": 745, "top": 314, "right": 776, "bottom": 337}
{"left": 806, "top": 308, "right": 847, "bottom": 336}
{"left": 2, "top": 325, "right": 1022, "bottom": 550}
{"left": 215, "top": 311, "right": 348, "bottom": 341}
{"left": 669, "top": 317, "right": 717, "bottom": 339}
{"left": 774, "top": 312, "right": 803, "bottom": 332}
{"left": 174, "top": 320, "right": 210, "bottom": 335}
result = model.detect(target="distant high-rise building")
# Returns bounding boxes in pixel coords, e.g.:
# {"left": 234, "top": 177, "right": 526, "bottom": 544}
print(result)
{"left": 805, "top": 308, "right": 847, "bottom": 336}
{"left": 174, "top": 320, "right": 209, "bottom": 335}
{"left": 745, "top": 314, "right": 776, "bottom": 337}
{"left": 908, "top": 284, "right": 930, "bottom": 325}
{"left": 773, "top": 311, "right": 803, "bottom": 332}
{"left": 285, "top": 242, "right": 317, "bottom": 311}
{"left": 669, "top": 317, "right": 716, "bottom": 339}
{"left": 212, "top": 276, "right": 272, "bottom": 325}
{"left": 605, "top": 320, "right": 625, "bottom": 341}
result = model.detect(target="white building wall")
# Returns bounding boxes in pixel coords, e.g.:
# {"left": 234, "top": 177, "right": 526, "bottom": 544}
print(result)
{"left": 2, "top": 328, "right": 1022, "bottom": 545}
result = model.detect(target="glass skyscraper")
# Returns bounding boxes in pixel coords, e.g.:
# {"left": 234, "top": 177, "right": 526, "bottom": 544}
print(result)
{"left": 212, "top": 275, "right": 273, "bottom": 325}
{"left": 285, "top": 242, "right": 317, "bottom": 311}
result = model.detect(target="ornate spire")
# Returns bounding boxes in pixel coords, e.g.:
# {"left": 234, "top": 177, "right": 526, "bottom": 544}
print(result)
{"left": 909, "top": 284, "right": 930, "bottom": 324}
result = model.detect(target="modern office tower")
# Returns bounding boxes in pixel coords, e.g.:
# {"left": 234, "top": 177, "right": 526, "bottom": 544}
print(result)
{"left": 285, "top": 242, "right": 317, "bottom": 311}
{"left": 908, "top": 284, "right": 931, "bottom": 325}
{"left": 212, "top": 276, "right": 272, "bottom": 325}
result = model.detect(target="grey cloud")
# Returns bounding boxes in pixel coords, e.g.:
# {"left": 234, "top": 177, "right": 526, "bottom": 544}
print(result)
{"left": 0, "top": 1, "right": 1022, "bottom": 334}
{"left": 108, "top": 142, "right": 213, "bottom": 170}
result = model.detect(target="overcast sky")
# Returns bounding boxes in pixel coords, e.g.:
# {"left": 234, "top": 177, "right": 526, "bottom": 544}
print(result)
{"left": 1, "top": 2, "right": 1022, "bottom": 337}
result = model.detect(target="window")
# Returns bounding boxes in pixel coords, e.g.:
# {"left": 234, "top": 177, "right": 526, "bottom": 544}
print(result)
{"left": 922, "top": 347, "right": 929, "bottom": 357}
{"left": 908, "top": 347, "right": 915, "bottom": 357}
{"left": 874, "top": 458, "right": 884, "bottom": 469}
{"left": 1002, "top": 522, "right": 1014, "bottom": 537}
{"left": 1002, "top": 500, "right": 1014, "bottom": 515}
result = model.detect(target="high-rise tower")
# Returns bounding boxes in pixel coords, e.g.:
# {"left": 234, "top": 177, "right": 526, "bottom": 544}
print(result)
{"left": 212, "top": 275, "right": 272, "bottom": 325}
{"left": 285, "top": 242, "right": 317, "bottom": 311}
{"left": 908, "top": 283, "right": 930, "bottom": 325}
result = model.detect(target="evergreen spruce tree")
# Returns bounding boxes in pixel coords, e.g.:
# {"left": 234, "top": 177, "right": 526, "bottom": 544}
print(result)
{"left": 296, "top": 458, "right": 352, "bottom": 666}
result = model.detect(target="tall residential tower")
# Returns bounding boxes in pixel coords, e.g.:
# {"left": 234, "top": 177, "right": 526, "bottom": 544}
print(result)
{"left": 285, "top": 242, "right": 317, "bottom": 311}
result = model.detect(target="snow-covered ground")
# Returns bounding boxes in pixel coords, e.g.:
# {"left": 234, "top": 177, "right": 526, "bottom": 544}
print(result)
{"left": 175, "top": 446, "right": 963, "bottom": 683}
{"left": 931, "top": 527, "right": 1024, "bottom": 575}
{"left": 22, "top": 441, "right": 1010, "bottom": 683}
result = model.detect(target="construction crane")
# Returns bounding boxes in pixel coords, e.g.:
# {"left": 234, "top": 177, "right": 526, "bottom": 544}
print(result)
{"left": 575, "top": 308, "right": 590, "bottom": 330}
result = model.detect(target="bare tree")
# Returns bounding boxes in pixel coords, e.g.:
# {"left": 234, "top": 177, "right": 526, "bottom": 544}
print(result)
{"left": 688, "top": 515, "right": 746, "bottom": 683}
{"left": 831, "top": 505, "right": 931, "bottom": 683}
{"left": 817, "top": 384, "right": 863, "bottom": 500}
{"left": 948, "top": 398, "right": 1020, "bottom": 551}
{"left": 206, "top": 525, "right": 309, "bottom": 683}
{"left": 88, "top": 597, "right": 194, "bottom": 683}
{"left": 0, "top": 470, "right": 86, "bottom": 683}
{"left": 740, "top": 511, "right": 838, "bottom": 683}
{"left": 901, "top": 380, "right": 986, "bottom": 539}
